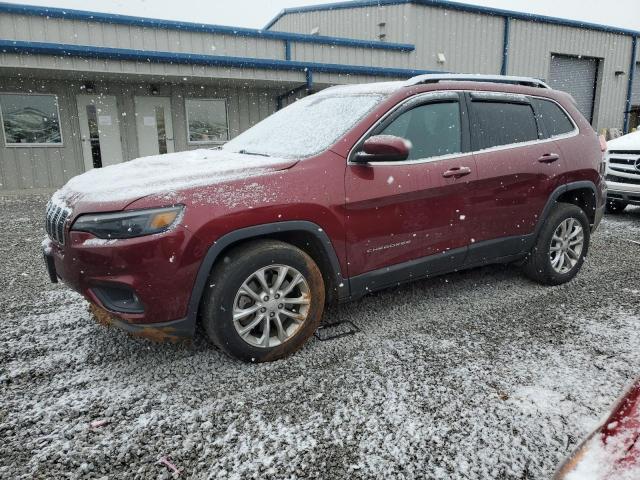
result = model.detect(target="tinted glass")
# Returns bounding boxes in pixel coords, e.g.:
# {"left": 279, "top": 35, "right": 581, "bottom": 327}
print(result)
{"left": 472, "top": 101, "right": 538, "bottom": 150}
{"left": 185, "top": 98, "right": 228, "bottom": 143}
{"left": 0, "top": 93, "right": 62, "bottom": 144}
{"left": 379, "top": 102, "right": 461, "bottom": 160}
{"left": 224, "top": 93, "right": 383, "bottom": 158}
{"left": 532, "top": 98, "right": 575, "bottom": 138}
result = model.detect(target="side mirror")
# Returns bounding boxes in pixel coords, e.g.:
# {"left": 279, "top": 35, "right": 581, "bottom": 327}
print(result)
{"left": 353, "top": 135, "right": 411, "bottom": 163}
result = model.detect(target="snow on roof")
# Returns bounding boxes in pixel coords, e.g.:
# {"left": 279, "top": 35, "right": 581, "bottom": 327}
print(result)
{"left": 320, "top": 80, "right": 405, "bottom": 96}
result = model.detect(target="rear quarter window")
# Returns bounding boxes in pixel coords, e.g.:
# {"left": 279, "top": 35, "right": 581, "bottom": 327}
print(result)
{"left": 531, "top": 98, "right": 576, "bottom": 138}
{"left": 471, "top": 101, "right": 539, "bottom": 150}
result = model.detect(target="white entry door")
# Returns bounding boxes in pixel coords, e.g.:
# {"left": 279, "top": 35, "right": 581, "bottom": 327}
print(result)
{"left": 134, "top": 96, "right": 175, "bottom": 157}
{"left": 76, "top": 95, "right": 123, "bottom": 171}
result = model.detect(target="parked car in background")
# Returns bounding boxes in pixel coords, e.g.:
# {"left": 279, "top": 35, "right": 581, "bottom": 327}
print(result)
{"left": 555, "top": 379, "right": 640, "bottom": 480}
{"left": 604, "top": 130, "right": 640, "bottom": 213}
{"left": 43, "top": 74, "right": 606, "bottom": 362}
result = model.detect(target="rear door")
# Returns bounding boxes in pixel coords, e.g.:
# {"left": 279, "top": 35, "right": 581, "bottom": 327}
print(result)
{"left": 465, "top": 92, "right": 564, "bottom": 262}
{"left": 344, "top": 92, "right": 475, "bottom": 284}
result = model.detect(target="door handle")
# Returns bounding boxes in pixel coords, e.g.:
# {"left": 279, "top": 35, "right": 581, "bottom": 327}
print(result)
{"left": 442, "top": 166, "right": 472, "bottom": 178}
{"left": 538, "top": 153, "right": 560, "bottom": 163}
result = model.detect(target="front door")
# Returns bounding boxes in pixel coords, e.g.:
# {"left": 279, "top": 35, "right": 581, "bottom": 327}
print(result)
{"left": 344, "top": 94, "right": 475, "bottom": 288}
{"left": 134, "top": 96, "right": 175, "bottom": 157}
{"left": 76, "top": 95, "right": 123, "bottom": 171}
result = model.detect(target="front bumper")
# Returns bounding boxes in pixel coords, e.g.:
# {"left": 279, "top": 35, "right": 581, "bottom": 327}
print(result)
{"left": 89, "top": 303, "right": 193, "bottom": 342}
{"left": 43, "top": 225, "right": 207, "bottom": 338}
{"left": 606, "top": 180, "right": 640, "bottom": 206}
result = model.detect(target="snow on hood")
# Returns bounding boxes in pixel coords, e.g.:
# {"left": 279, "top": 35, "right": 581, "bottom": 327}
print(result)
{"left": 52, "top": 149, "right": 296, "bottom": 208}
{"left": 607, "top": 130, "right": 640, "bottom": 151}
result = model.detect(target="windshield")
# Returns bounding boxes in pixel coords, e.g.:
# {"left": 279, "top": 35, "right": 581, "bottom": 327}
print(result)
{"left": 223, "top": 93, "right": 384, "bottom": 158}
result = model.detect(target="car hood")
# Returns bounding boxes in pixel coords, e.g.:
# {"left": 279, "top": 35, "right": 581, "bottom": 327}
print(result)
{"left": 52, "top": 149, "right": 298, "bottom": 213}
{"left": 607, "top": 130, "right": 640, "bottom": 151}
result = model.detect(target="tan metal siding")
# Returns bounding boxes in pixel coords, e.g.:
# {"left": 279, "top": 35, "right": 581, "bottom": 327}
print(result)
{"left": 2, "top": 13, "right": 287, "bottom": 60}
{"left": 269, "top": 5, "right": 410, "bottom": 42}
{"left": 0, "top": 76, "right": 285, "bottom": 189}
{"left": 269, "top": 4, "right": 503, "bottom": 73}
{"left": 0, "top": 51, "right": 307, "bottom": 84}
{"left": 0, "top": 79, "right": 84, "bottom": 190}
{"left": 404, "top": 4, "right": 503, "bottom": 73}
{"left": 508, "top": 19, "right": 633, "bottom": 130}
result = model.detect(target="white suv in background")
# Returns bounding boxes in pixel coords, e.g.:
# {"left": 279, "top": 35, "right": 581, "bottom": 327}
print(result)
{"left": 605, "top": 131, "right": 640, "bottom": 213}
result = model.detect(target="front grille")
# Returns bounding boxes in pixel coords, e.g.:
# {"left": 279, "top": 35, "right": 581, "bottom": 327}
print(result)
{"left": 607, "top": 154, "right": 640, "bottom": 179}
{"left": 45, "top": 201, "right": 70, "bottom": 245}
{"left": 606, "top": 174, "right": 640, "bottom": 186}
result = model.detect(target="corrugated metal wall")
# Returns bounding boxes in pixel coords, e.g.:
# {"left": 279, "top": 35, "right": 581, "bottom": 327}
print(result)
{"left": 271, "top": 3, "right": 504, "bottom": 73}
{"left": 0, "top": 11, "right": 415, "bottom": 72}
{"left": 0, "top": 77, "right": 286, "bottom": 190}
{"left": 505, "top": 20, "right": 632, "bottom": 130}
{"left": 0, "top": 78, "right": 83, "bottom": 190}
{"left": 632, "top": 62, "right": 640, "bottom": 105}
{"left": 270, "top": 4, "right": 415, "bottom": 43}
{"left": 270, "top": 5, "right": 633, "bottom": 131}
{"left": 404, "top": 4, "right": 503, "bottom": 73}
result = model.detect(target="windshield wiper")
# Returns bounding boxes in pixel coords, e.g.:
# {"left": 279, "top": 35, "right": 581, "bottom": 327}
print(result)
{"left": 236, "top": 149, "right": 270, "bottom": 157}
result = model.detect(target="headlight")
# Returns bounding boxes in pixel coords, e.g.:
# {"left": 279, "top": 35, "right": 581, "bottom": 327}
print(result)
{"left": 72, "top": 206, "right": 184, "bottom": 239}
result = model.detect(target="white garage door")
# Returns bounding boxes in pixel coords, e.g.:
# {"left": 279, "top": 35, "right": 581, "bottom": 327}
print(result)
{"left": 549, "top": 54, "right": 598, "bottom": 123}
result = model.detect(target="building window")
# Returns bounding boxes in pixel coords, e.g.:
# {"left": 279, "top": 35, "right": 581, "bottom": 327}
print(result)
{"left": 0, "top": 93, "right": 62, "bottom": 145}
{"left": 185, "top": 99, "right": 228, "bottom": 143}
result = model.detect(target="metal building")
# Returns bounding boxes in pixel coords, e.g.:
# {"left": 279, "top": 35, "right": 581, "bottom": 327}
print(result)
{"left": 267, "top": 0, "right": 640, "bottom": 133}
{"left": 0, "top": 0, "right": 638, "bottom": 191}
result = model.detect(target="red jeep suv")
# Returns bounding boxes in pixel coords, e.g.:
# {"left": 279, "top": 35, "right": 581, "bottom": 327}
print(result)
{"left": 43, "top": 74, "right": 606, "bottom": 362}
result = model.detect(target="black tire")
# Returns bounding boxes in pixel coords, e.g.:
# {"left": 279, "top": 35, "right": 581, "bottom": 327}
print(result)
{"left": 605, "top": 199, "right": 628, "bottom": 214}
{"left": 201, "top": 239, "right": 325, "bottom": 362}
{"left": 522, "top": 203, "right": 590, "bottom": 286}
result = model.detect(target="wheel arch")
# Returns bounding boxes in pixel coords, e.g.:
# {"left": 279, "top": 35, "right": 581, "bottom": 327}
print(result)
{"left": 555, "top": 182, "right": 597, "bottom": 225}
{"left": 187, "top": 221, "right": 346, "bottom": 326}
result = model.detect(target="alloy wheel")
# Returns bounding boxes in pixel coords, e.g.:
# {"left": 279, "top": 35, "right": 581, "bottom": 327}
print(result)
{"left": 232, "top": 264, "right": 311, "bottom": 348}
{"left": 549, "top": 217, "right": 584, "bottom": 274}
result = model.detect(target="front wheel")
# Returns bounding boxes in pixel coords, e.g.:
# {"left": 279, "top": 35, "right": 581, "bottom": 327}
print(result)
{"left": 522, "top": 203, "right": 590, "bottom": 285}
{"left": 201, "top": 240, "right": 325, "bottom": 362}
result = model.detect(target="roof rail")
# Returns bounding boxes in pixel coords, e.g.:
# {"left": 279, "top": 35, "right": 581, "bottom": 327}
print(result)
{"left": 404, "top": 74, "right": 550, "bottom": 89}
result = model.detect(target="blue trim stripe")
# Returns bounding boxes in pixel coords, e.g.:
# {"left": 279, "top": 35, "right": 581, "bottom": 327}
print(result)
{"left": 0, "top": 2, "right": 414, "bottom": 52}
{"left": 501, "top": 17, "right": 510, "bottom": 76}
{"left": 624, "top": 36, "right": 638, "bottom": 134}
{"left": 264, "top": 0, "right": 640, "bottom": 37}
{"left": 284, "top": 40, "right": 292, "bottom": 61}
{"left": 0, "top": 39, "right": 437, "bottom": 78}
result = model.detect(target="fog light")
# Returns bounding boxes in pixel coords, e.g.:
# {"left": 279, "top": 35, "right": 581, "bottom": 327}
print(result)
{"left": 92, "top": 284, "right": 144, "bottom": 314}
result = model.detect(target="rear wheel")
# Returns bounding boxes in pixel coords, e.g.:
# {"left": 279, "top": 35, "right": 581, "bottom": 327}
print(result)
{"left": 201, "top": 240, "right": 325, "bottom": 362}
{"left": 605, "top": 199, "right": 628, "bottom": 214}
{"left": 522, "top": 203, "right": 590, "bottom": 285}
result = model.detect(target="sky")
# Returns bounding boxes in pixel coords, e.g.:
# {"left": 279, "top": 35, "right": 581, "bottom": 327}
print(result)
{"left": 3, "top": 0, "right": 639, "bottom": 31}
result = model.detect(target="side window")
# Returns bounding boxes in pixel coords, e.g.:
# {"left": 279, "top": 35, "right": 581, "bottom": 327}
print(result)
{"left": 532, "top": 98, "right": 575, "bottom": 138}
{"left": 471, "top": 101, "right": 538, "bottom": 150}
{"left": 379, "top": 102, "right": 461, "bottom": 160}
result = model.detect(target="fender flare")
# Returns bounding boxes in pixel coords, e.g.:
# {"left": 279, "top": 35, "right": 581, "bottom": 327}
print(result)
{"left": 531, "top": 180, "right": 598, "bottom": 241}
{"left": 185, "top": 221, "right": 346, "bottom": 328}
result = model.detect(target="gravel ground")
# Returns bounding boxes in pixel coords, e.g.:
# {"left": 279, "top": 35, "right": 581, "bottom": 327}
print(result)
{"left": 1, "top": 194, "right": 639, "bottom": 480}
